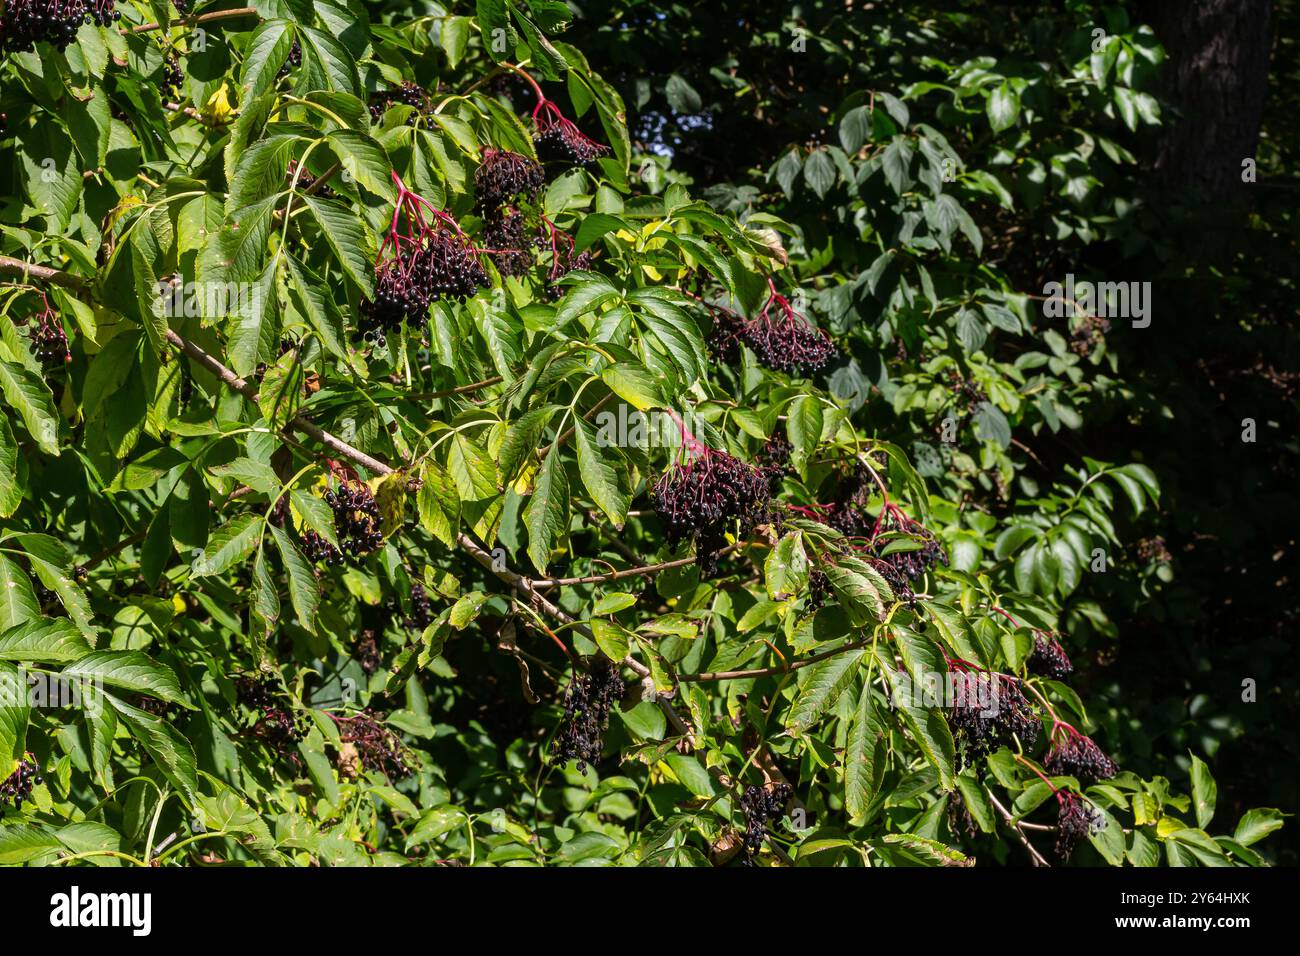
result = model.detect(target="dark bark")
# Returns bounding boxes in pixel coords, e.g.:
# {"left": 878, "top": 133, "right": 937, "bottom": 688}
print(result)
{"left": 1140, "top": 0, "right": 1275, "bottom": 201}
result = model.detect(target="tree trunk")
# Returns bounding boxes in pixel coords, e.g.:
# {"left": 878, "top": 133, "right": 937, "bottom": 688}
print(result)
{"left": 1140, "top": 0, "right": 1275, "bottom": 201}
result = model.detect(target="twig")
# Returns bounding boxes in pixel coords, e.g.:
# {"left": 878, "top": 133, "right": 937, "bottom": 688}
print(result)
{"left": 985, "top": 787, "right": 1050, "bottom": 867}
{"left": 123, "top": 8, "right": 259, "bottom": 35}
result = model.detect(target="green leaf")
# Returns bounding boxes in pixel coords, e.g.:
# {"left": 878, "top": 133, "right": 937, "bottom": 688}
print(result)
{"left": 192, "top": 513, "right": 263, "bottom": 577}
{"left": 786, "top": 648, "right": 864, "bottom": 732}
{"left": 590, "top": 619, "right": 631, "bottom": 662}
{"left": 269, "top": 524, "right": 319, "bottom": 633}
{"left": 0, "top": 416, "right": 22, "bottom": 517}
{"left": 108, "top": 696, "right": 199, "bottom": 805}
{"left": 785, "top": 394, "right": 824, "bottom": 468}
{"left": 0, "top": 618, "right": 93, "bottom": 664}
{"left": 803, "top": 150, "right": 836, "bottom": 199}
{"left": 524, "top": 449, "right": 568, "bottom": 573}
{"left": 987, "top": 81, "right": 1020, "bottom": 132}
{"left": 764, "top": 530, "right": 809, "bottom": 600}
{"left": 845, "top": 684, "right": 885, "bottom": 824}
{"left": 1189, "top": 753, "right": 1218, "bottom": 829}
{"left": 1233, "top": 808, "right": 1286, "bottom": 846}
{"left": 601, "top": 363, "right": 664, "bottom": 411}
{"left": 0, "top": 555, "right": 38, "bottom": 632}
{"left": 0, "top": 661, "right": 31, "bottom": 763}
{"left": 574, "top": 418, "right": 630, "bottom": 526}
{"left": 301, "top": 197, "right": 376, "bottom": 300}
{"left": 63, "top": 651, "right": 185, "bottom": 704}
{"left": 257, "top": 351, "right": 304, "bottom": 431}
{"left": 0, "top": 360, "right": 60, "bottom": 454}
{"left": 326, "top": 129, "right": 392, "bottom": 199}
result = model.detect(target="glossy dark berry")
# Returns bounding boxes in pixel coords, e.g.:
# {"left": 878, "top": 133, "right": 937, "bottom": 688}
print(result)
{"left": 738, "top": 783, "right": 793, "bottom": 864}
{"left": 475, "top": 148, "right": 544, "bottom": 215}
{"left": 276, "top": 39, "right": 301, "bottom": 81}
{"left": 553, "top": 656, "right": 625, "bottom": 773}
{"left": 161, "top": 53, "right": 184, "bottom": 101}
{"left": 368, "top": 82, "right": 428, "bottom": 123}
{"left": 359, "top": 229, "right": 489, "bottom": 335}
{"left": 323, "top": 480, "right": 384, "bottom": 558}
{"left": 404, "top": 582, "right": 433, "bottom": 631}
{"left": 286, "top": 160, "right": 335, "bottom": 199}
{"left": 25, "top": 297, "right": 70, "bottom": 367}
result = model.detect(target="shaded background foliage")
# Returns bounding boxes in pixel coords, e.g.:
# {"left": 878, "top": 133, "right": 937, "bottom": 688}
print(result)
{"left": 558, "top": 0, "right": 1300, "bottom": 860}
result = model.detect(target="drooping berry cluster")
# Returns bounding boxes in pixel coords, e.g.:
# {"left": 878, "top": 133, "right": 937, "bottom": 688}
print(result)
{"left": 359, "top": 174, "right": 488, "bottom": 338}
{"left": 1044, "top": 725, "right": 1118, "bottom": 783}
{"left": 553, "top": 656, "right": 625, "bottom": 773}
{"left": 755, "top": 434, "right": 792, "bottom": 491}
{"left": 25, "top": 294, "right": 70, "bottom": 367}
{"left": 707, "top": 283, "right": 837, "bottom": 376}
{"left": 738, "top": 783, "right": 793, "bottom": 864}
{"left": 334, "top": 710, "right": 413, "bottom": 779}
{"left": 236, "top": 675, "right": 308, "bottom": 760}
{"left": 404, "top": 582, "right": 433, "bottom": 631}
{"left": 475, "top": 148, "right": 545, "bottom": 214}
{"left": 368, "top": 82, "right": 429, "bottom": 123}
{"left": 161, "top": 53, "right": 184, "bottom": 102}
{"left": 0, "top": 757, "right": 41, "bottom": 811}
{"left": 355, "top": 630, "right": 381, "bottom": 675}
{"left": 1055, "top": 790, "right": 1104, "bottom": 862}
{"left": 0, "top": 0, "right": 119, "bottom": 54}
{"left": 651, "top": 437, "right": 771, "bottom": 577}
{"left": 872, "top": 507, "right": 948, "bottom": 583}
{"left": 540, "top": 220, "right": 593, "bottom": 300}
{"left": 1027, "top": 630, "right": 1073, "bottom": 679}
{"left": 482, "top": 207, "right": 535, "bottom": 278}
{"left": 532, "top": 103, "right": 608, "bottom": 167}
{"left": 947, "top": 667, "right": 1040, "bottom": 767}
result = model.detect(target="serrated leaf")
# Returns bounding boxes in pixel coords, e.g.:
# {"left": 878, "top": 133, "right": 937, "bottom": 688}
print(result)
{"left": 192, "top": 513, "right": 263, "bottom": 577}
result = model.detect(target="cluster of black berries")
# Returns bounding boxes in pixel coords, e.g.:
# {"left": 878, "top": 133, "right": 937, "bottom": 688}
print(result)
{"left": 1055, "top": 791, "right": 1104, "bottom": 862}
{"left": 873, "top": 508, "right": 947, "bottom": 585}
{"left": 368, "top": 82, "right": 428, "bottom": 123}
{"left": 236, "top": 675, "right": 308, "bottom": 759}
{"left": 947, "top": 670, "right": 1040, "bottom": 767}
{"left": 286, "top": 160, "right": 334, "bottom": 199}
{"left": 360, "top": 230, "right": 489, "bottom": 337}
{"left": 1044, "top": 728, "right": 1118, "bottom": 784}
{"left": 404, "top": 582, "right": 433, "bottom": 631}
{"left": 534, "top": 117, "right": 608, "bottom": 167}
{"left": 1027, "top": 631, "right": 1073, "bottom": 679}
{"left": 170, "top": 0, "right": 188, "bottom": 12}
{"left": 1069, "top": 313, "right": 1110, "bottom": 357}
{"left": 335, "top": 710, "right": 413, "bottom": 779}
{"left": 755, "top": 434, "right": 792, "bottom": 491}
{"left": 738, "top": 783, "right": 793, "bottom": 864}
{"left": 137, "top": 696, "right": 180, "bottom": 720}
{"left": 553, "top": 657, "right": 625, "bottom": 773}
{"left": 0, "top": 0, "right": 119, "bottom": 54}
{"left": 475, "top": 148, "right": 545, "bottom": 214}
{"left": 276, "top": 40, "right": 301, "bottom": 81}
{"left": 327, "top": 481, "right": 383, "bottom": 556}
{"left": 708, "top": 300, "right": 836, "bottom": 376}
{"left": 542, "top": 239, "right": 592, "bottom": 301}
{"left": 355, "top": 631, "right": 381, "bottom": 675}
{"left": 651, "top": 448, "right": 771, "bottom": 576}
{"left": 161, "top": 53, "right": 183, "bottom": 101}
{"left": 946, "top": 368, "right": 989, "bottom": 412}
{"left": 482, "top": 207, "right": 534, "bottom": 278}
{"left": 1, "top": 757, "right": 40, "bottom": 811}
{"left": 26, "top": 299, "right": 70, "bottom": 367}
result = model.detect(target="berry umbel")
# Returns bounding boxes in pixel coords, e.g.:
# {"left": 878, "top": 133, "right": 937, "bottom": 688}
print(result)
{"left": 738, "top": 783, "right": 793, "bottom": 864}
{"left": 1044, "top": 722, "right": 1118, "bottom": 784}
{"left": 707, "top": 279, "right": 838, "bottom": 376}
{"left": 507, "top": 66, "right": 609, "bottom": 168}
{"left": 650, "top": 415, "right": 771, "bottom": 576}
{"left": 359, "top": 172, "right": 489, "bottom": 338}
{"left": 25, "top": 292, "right": 70, "bottom": 367}
{"left": 300, "top": 471, "right": 384, "bottom": 564}
{"left": 1, "top": 756, "right": 41, "bottom": 811}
